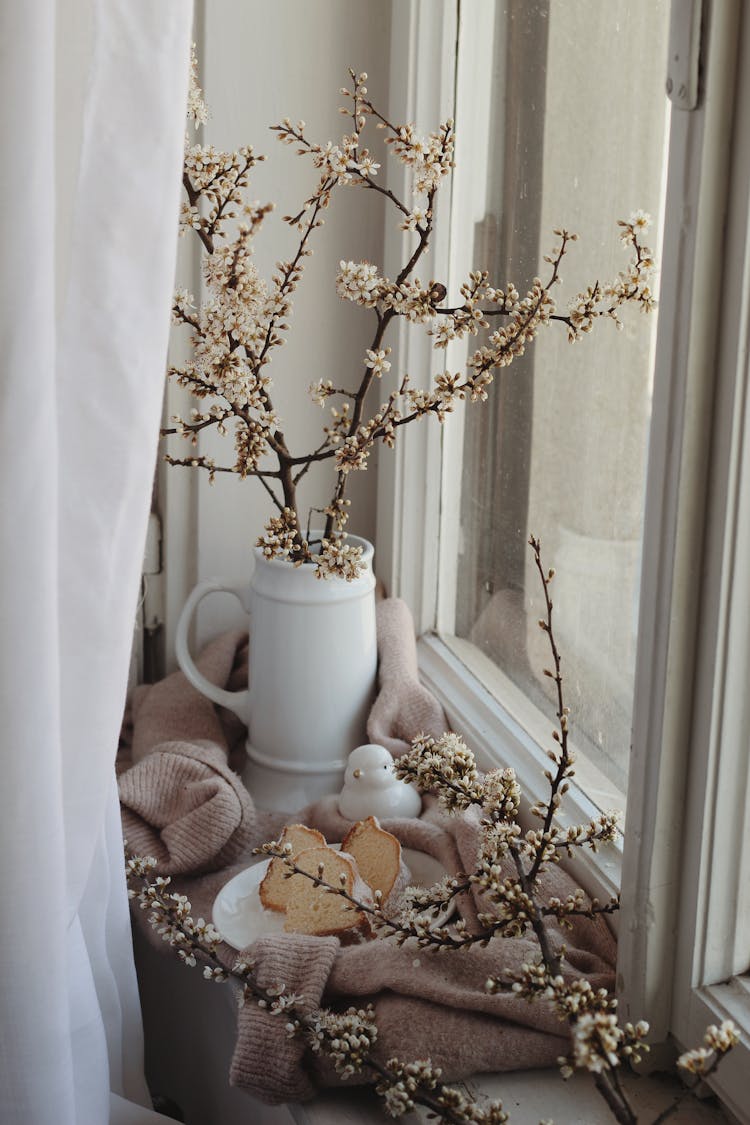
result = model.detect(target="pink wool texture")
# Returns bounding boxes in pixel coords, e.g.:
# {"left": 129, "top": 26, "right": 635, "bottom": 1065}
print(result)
{"left": 118, "top": 598, "right": 616, "bottom": 1105}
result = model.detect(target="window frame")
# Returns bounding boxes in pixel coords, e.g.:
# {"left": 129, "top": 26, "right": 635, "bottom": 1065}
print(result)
{"left": 377, "top": 0, "right": 750, "bottom": 1106}
{"left": 375, "top": 0, "right": 457, "bottom": 638}
{"left": 665, "top": 2, "right": 750, "bottom": 1113}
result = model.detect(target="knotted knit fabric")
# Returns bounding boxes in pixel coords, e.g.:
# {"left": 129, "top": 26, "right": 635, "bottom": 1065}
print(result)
{"left": 118, "top": 598, "right": 616, "bottom": 1105}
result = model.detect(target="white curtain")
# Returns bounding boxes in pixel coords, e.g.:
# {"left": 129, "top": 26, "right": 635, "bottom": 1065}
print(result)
{"left": 0, "top": 2, "right": 193, "bottom": 1122}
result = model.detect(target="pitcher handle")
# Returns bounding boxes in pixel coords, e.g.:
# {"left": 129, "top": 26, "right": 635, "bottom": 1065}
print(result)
{"left": 175, "top": 578, "right": 251, "bottom": 723}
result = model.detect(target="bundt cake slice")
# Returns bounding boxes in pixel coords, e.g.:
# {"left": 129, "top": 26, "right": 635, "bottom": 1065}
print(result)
{"left": 340, "top": 815, "right": 409, "bottom": 905}
{"left": 283, "top": 845, "right": 372, "bottom": 938}
{"left": 258, "top": 824, "right": 327, "bottom": 913}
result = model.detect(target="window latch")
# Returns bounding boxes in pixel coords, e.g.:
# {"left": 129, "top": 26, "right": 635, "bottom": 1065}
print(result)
{"left": 142, "top": 510, "right": 164, "bottom": 634}
{"left": 666, "top": 0, "right": 702, "bottom": 110}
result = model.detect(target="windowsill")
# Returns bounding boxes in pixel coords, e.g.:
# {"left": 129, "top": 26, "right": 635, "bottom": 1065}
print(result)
{"left": 680, "top": 981, "right": 750, "bottom": 1125}
{"left": 289, "top": 1066, "right": 732, "bottom": 1124}
{"left": 136, "top": 919, "right": 735, "bottom": 1125}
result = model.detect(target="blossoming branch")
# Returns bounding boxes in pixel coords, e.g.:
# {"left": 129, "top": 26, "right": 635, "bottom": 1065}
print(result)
{"left": 126, "top": 538, "right": 738, "bottom": 1123}
{"left": 163, "top": 54, "right": 656, "bottom": 579}
{"left": 256, "top": 537, "right": 738, "bottom": 1123}
{"left": 125, "top": 854, "right": 509, "bottom": 1124}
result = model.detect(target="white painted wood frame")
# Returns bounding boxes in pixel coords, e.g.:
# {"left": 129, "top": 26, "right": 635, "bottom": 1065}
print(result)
{"left": 376, "top": 5, "right": 750, "bottom": 1119}
{"left": 665, "top": 2, "right": 750, "bottom": 1116}
{"left": 375, "top": 0, "right": 458, "bottom": 634}
{"left": 618, "top": 0, "right": 742, "bottom": 1040}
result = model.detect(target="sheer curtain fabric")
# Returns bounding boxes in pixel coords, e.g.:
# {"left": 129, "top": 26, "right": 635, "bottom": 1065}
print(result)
{"left": 0, "top": 1, "right": 192, "bottom": 1122}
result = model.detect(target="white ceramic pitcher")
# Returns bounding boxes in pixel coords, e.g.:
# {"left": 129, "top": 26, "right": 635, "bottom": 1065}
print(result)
{"left": 175, "top": 534, "right": 377, "bottom": 810}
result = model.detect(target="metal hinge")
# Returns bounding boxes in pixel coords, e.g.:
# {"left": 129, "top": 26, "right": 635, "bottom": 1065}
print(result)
{"left": 141, "top": 511, "right": 165, "bottom": 682}
{"left": 142, "top": 511, "right": 164, "bottom": 631}
{"left": 666, "top": 0, "right": 703, "bottom": 110}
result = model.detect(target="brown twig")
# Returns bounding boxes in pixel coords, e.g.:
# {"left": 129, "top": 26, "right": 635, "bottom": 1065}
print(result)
{"left": 126, "top": 859, "right": 506, "bottom": 1125}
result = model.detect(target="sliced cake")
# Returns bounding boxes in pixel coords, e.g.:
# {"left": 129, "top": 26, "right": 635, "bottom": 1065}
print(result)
{"left": 258, "top": 824, "right": 327, "bottom": 912}
{"left": 340, "top": 815, "right": 409, "bottom": 906}
{"left": 283, "top": 845, "right": 372, "bottom": 938}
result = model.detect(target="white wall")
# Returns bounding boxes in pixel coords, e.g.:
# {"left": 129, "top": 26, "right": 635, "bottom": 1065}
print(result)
{"left": 160, "top": 0, "right": 392, "bottom": 658}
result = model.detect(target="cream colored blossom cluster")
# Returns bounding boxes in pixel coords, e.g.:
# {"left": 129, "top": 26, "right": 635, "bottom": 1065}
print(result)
{"left": 127, "top": 859, "right": 225, "bottom": 973}
{"left": 396, "top": 875, "right": 466, "bottom": 921}
{"left": 500, "top": 962, "right": 651, "bottom": 1079}
{"left": 336, "top": 260, "right": 382, "bottom": 305}
{"left": 677, "top": 1020, "right": 740, "bottom": 1076}
{"left": 186, "top": 44, "right": 207, "bottom": 129}
{"left": 376, "top": 1057, "right": 508, "bottom": 1123}
{"left": 307, "top": 1006, "right": 378, "bottom": 1081}
{"left": 384, "top": 118, "right": 456, "bottom": 197}
{"left": 256, "top": 507, "right": 301, "bottom": 562}
{"left": 566, "top": 211, "right": 656, "bottom": 341}
{"left": 165, "top": 62, "right": 656, "bottom": 580}
{"left": 254, "top": 508, "right": 364, "bottom": 580}
{"left": 566, "top": 1009, "right": 651, "bottom": 1077}
{"left": 314, "top": 537, "right": 364, "bottom": 581}
{"left": 386, "top": 716, "right": 621, "bottom": 948}
{"left": 395, "top": 732, "right": 483, "bottom": 811}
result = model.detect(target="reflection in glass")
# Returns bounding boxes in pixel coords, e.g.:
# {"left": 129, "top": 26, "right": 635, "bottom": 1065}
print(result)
{"left": 450, "top": 1, "right": 671, "bottom": 794}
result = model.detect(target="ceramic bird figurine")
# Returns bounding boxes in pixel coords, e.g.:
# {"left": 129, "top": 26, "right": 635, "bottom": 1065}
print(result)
{"left": 338, "top": 743, "right": 422, "bottom": 821}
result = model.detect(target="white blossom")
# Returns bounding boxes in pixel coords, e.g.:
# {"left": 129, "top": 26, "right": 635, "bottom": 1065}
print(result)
{"left": 571, "top": 1011, "right": 623, "bottom": 1073}
{"left": 309, "top": 379, "right": 335, "bottom": 406}
{"left": 678, "top": 1019, "right": 740, "bottom": 1075}
{"left": 401, "top": 206, "right": 428, "bottom": 232}
{"left": 187, "top": 44, "right": 208, "bottom": 129}
{"left": 365, "top": 348, "right": 391, "bottom": 377}
{"left": 315, "top": 537, "right": 364, "bottom": 581}
{"left": 336, "top": 260, "right": 382, "bottom": 306}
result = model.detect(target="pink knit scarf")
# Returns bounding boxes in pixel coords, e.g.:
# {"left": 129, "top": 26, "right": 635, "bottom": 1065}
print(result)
{"left": 119, "top": 598, "right": 616, "bottom": 1104}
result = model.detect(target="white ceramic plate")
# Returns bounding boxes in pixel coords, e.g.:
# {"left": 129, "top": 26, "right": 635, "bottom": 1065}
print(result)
{"left": 212, "top": 846, "right": 453, "bottom": 951}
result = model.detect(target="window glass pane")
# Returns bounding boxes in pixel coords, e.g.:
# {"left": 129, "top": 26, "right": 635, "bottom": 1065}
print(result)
{"left": 445, "top": 0, "right": 671, "bottom": 796}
